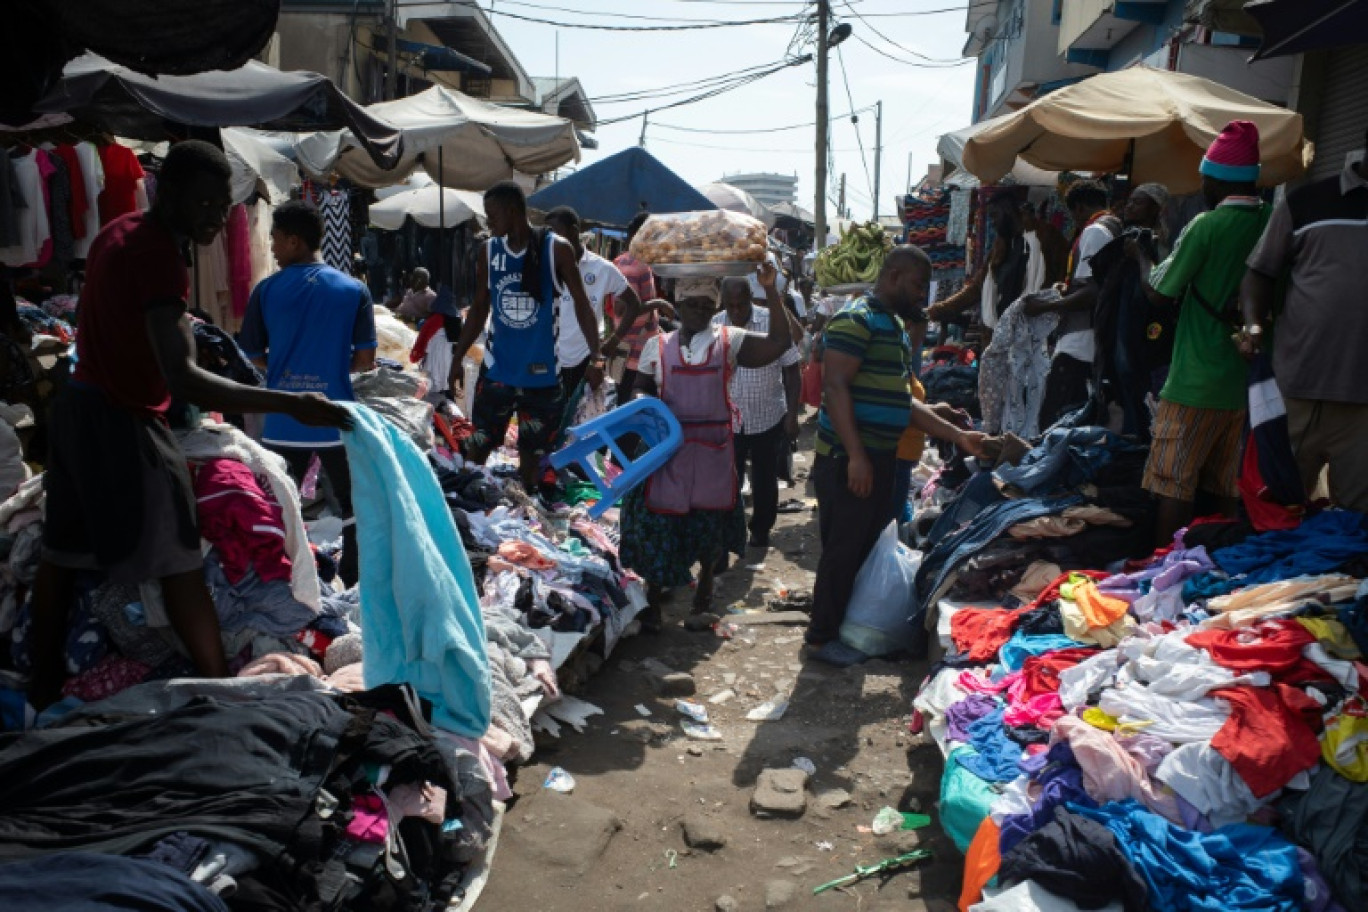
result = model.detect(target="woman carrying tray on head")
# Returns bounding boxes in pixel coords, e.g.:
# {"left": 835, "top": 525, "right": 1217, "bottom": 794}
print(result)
{"left": 620, "top": 259, "right": 800, "bottom": 630}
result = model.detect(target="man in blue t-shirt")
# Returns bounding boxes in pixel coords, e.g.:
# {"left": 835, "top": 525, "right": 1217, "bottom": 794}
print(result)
{"left": 239, "top": 200, "right": 377, "bottom": 585}
{"left": 450, "top": 181, "right": 600, "bottom": 493}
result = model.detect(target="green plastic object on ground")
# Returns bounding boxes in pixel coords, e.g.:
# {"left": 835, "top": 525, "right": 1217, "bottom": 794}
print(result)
{"left": 812, "top": 849, "right": 934, "bottom": 895}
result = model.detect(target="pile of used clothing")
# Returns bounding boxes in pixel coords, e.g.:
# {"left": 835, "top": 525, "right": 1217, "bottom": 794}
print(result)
{"left": 0, "top": 363, "right": 646, "bottom": 908}
{"left": 0, "top": 678, "right": 483, "bottom": 911}
{"left": 908, "top": 430, "right": 1368, "bottom": 911}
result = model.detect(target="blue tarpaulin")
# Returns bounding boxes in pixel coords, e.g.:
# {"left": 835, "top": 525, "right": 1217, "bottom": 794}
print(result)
{"left": 528, "top": 146, "right": 716, "bottom": 227}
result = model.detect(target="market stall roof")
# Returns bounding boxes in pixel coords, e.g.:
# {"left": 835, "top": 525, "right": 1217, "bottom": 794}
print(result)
{"left": 292, "top": 85, "right": 579, "bottom": 191}
{"left": 697, "top": 182, "right": 776, "bottom": 227}
{"left": 527, "top": 147, "right": 716, "bottom": 227}
{"left": 35, "top": 54, "right": 403, "bottom": 169}
{"left": 961, "top": 65, "right": 1310, "bottom": 194}
{"left": 1246, "top": 0, "right": 1368, "bottom": 60}
{"left": 769, "top": 201, "right": 814, "bottom": 226}
{"left": 370, "top": 184, "right": 486, "bottom": 230}
{"left": 939, "top": 115, "right": 1061, "bottom": 188}
{"left": 1, "top": 0, "right": 280, "bottom": 125}
{"left": 222, "top": 128, "right": 299, "bottom": 206}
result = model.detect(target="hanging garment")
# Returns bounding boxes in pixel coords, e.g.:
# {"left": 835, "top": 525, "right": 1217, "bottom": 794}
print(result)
{"left": 224, "top": 204, "right": 252, "bottom": 319}
{"left": 194, "top": 234, "right": 234, "bottom": 330}
{"left": 51, "top": 144, "right": 87, "bottom": 241}
{"left": 41, "top": 148, "right": 74, "bottom": 267}
{"left": 0, "top": 150, "right": 51, "bottom": 267}
{"left": 979, "top": 297, "right": 1060, "bottom": 437}
{"left": 96, "top": 143, "right": 145, "bottom": 225}
{"left": 320, "top": 189, "right": 352, "bottom": 273}
{"left": 341, "top": 403, "right": 491, "bottom": 738}
{"left": 72, "top": 141, "right": 105, "bottom": 258}
{"left": 245, "top": 198, "right": 276, "bottom": 286}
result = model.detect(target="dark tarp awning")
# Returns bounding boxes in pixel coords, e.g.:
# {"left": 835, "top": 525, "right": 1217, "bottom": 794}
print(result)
{"left": 527, "top": 146, "right": 715, "bottom": 227}
{"left": 1246, "top": 0, "right": 1368, "bottom": 60}
{"left": 393, "top": 38, "right": 493, "bottom": 76}
{"left": 1183, "top": 0, "right": 1263, "bottom": 37}
{"left": 36, "top": 54, "right": 403, "bottom": 169}
{"left": 1, "top": 0, "right": 279, "bottom": 125}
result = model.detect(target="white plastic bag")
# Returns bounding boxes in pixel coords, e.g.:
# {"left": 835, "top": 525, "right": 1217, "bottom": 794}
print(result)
{"left": 840, "top": 522, "right": 922, "bottom": 657}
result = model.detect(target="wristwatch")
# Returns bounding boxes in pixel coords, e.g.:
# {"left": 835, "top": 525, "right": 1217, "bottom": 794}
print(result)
{"left": 1243, "top": 324, "right": 1264, "bottom": 336}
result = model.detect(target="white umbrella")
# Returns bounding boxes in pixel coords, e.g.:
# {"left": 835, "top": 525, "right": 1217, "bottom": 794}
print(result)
{"left": 697, "top": 182, "right": 776, "bottom": 227}
{"left": 293, "top": 85, "right": 580, "bottom": 190}
{"left": 369, "top": 185, "right": 485, "bottom": 231}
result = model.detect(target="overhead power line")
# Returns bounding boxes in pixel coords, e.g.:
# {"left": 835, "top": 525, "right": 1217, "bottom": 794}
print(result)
{"left": 652, "top": 104, "right": 876, "bottom": 135}
{"left": 588, "top": 59, "right": 801, "bottom": 104}
{"left": 595, "top": 55, "right": 811, "bottom": 126}
{"left": 839, "top": 0, "right": 967, "bottom": 64}
{"left": 403, "top": 0, "right": 806, "bottom": 31}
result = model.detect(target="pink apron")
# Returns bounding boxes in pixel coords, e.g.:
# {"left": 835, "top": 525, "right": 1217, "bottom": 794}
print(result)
{"left": 645, "top": 329, "right": 737, "bottom": 515}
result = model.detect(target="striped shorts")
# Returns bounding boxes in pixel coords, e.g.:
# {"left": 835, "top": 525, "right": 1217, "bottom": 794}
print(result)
{"left": 1142, "top": 399, "right": 1246, "bottom": 501}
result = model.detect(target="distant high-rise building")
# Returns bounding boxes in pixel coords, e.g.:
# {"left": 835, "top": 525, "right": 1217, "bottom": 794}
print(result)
{"left": 722, "top": 172, "right": 798, "bottom": 209}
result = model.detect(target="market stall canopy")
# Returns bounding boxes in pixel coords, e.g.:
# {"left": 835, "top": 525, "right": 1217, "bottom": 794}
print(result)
{"left": 697, "top": 182, "right": 776, "bottom": 227}
{"left": 1246, "top": 0, "right": 1368, "bottom": 60}
{"left": 35, "top": 54, "right": 403, "bottom": 169}
{"left": 1, "top": 0, "right": 280, "bottom": 125}
{"left": 222, "top": 128, "right": 299, "bottom": 205}
{"left": 527, "top": 147, "right": 716, "bottom": 227}
{"left": 292, "top": 85, "right": 579, "bottom": 190}
{"left": 769, "top": 202, "right": 814, "bottom": 226}
{"left": 369, "top": 184, "right": 486, "bottom": 230}
{"left": 961, "top": 66, "right": 1309, "bottom": 194}
{"left": 939, "top": 116, "right": 1061, "bottom": 188}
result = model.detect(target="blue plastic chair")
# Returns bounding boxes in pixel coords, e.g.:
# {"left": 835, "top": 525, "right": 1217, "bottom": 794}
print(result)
{"left": 550, "top": 397, "right": 682, "bottom": 519}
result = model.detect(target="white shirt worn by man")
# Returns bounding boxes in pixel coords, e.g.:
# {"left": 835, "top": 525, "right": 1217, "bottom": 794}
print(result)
{"left": 556, "top": 248, "right": 629, "bottom": 368}
{"left": 1053, "top": 221, "right": 1115, "bottom": 364}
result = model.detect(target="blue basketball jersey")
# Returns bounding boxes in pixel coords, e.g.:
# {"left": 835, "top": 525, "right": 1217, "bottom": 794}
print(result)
{"left": 486, "top": 231, "right": 560, "bottom": 388}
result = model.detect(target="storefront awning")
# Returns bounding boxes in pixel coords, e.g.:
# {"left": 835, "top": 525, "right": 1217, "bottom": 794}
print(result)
{"left": 1246, "top": 0, "right": 1368, "bottom": 60}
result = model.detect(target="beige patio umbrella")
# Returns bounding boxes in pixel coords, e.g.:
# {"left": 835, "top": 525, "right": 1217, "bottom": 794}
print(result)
{"left": 961, "top": 66, "right": 1312, "bottom": 194}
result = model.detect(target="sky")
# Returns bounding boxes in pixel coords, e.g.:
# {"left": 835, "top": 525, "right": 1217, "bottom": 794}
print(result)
{"left": 484, "top": 1, "right": 979, "bottom": 222}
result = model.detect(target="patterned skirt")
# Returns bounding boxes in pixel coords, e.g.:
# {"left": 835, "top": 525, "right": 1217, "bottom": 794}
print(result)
{"left": 619, "top": 486, "right": 747, "bottom": 589}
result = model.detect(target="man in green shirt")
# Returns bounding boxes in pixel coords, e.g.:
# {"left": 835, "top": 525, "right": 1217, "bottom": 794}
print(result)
{"left": 1134, "top": 121, "right": 1272, "bottom": 545}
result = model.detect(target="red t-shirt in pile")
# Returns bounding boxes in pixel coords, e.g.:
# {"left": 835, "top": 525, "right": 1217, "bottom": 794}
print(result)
{"left": 73, "top": 212, "right": 188, "bottom": 416}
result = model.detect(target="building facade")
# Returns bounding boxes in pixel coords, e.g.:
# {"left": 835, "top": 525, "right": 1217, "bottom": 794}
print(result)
{"left": 961, "top": 0, "right": 1297, "bottom": 125}
{"left": 722, "top": 173, "right": 799, "bottom": 209}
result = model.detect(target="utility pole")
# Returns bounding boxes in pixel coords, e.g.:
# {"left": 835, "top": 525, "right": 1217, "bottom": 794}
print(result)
{"left": 838, "top": 173, "right": 846, "bottom": 222}
{"left": 907, "top": 152, "right": 914, "bottom": 193}
{"left": 385, "top": 0, "right": 399, "bottom": 101}
{"left": 815, "top": 0, "right": 829, "bottom": 250}
{"left": 639, "top": 111, "right": 649, "bottom": 147}
{"left": 873, "top": 100, "right": 883, "bottom": 222}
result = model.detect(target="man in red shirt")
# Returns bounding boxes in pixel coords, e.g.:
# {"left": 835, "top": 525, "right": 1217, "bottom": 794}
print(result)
{"left": 28, "top": 141, "right": 350, "bottom": 708}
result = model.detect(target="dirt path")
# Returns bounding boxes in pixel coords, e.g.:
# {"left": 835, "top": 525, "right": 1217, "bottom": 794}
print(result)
{"left": 480, "top": 454, "right": 963, "bottom": 912}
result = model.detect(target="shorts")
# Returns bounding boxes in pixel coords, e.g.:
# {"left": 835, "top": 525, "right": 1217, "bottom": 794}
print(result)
{"left": 1142, "top": 398, "right": 1245, "bottom": 502}
{"left": 467, "top": 369, "right": 563, "bottom": 458}
{"left": 43, "top": 384, "right": 202, "bottom": 583}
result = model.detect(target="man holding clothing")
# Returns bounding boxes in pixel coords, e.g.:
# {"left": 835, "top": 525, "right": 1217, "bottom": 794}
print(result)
{"left": 808, "top": 246, "right": 986, "bottom": 661}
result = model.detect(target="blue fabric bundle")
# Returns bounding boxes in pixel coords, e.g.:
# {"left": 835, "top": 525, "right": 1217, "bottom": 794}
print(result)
{"left": 1186, "top": 510, "right": 1368, "bottom": 600}
{"left": 342, "top": 404, "right": 490, "bottom": 737}
{"left": 1074, "top": 799, "right": 1304, "bottom": 912}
